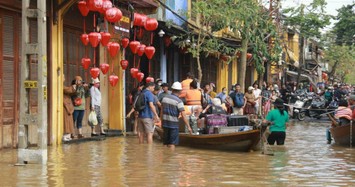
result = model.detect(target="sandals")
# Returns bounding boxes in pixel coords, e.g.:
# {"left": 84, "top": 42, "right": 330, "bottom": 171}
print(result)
{"left": 78, "top": 134, "right": 85, "bottom": 139}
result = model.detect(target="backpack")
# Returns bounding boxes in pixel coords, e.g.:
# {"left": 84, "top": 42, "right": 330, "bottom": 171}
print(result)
{"left": 234, "top": 93, "right": 245, "bottom": 108}
{"left": 133, "top": 91, "right": 146, "bottom": 112}
{"left": 324, "top": 91, "right": 332, "bottom": 101}
{"left": 211, "top": 106, "right": 227, "bottom": 115}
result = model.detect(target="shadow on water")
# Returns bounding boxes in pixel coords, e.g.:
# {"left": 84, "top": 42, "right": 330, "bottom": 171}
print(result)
{"left": 0, "top": 121, "right": 355, "bottom": 186}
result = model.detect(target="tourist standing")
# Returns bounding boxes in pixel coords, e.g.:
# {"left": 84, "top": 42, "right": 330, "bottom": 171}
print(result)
{"left": 161, "top": 82, "right": 192, "bottom": 150}
{"left": 127, "top": 83, "right": 145, "bottom": 134}
{"left": 216, "top": 87, "right": 228, "bottom": 103}
{"left": 263, "top": 98, "right": 289, "bottom": 145}
{"left": 90, "top": 78, "right": 106, "bottom": 136}
{"left": 229, "top": 84, "right": 246, "bottom": 115}
{"left": 158, "top": 83, "right": 171, "bottom": 102}
{"left": 72, "top": 76, "right": 89, "bottom": 138}
{"left": 137, "top": 82, "right": 160, "bottom": 144}
{"left": 63, "top": 75, "right": 75, "bottom": 141}
{"left": 244, "top": 86, "right": 256, "bottom": 115}
{"left": 253, "top": 83, "right": 262, "bottom": 116}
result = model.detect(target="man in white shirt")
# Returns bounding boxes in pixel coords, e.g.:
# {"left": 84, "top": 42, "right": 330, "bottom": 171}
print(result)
{"left": 90, "top": 78, "right": 106, "bottom": 136}
{"left": 253, "top": 83, "right": 262, "bottom": 116}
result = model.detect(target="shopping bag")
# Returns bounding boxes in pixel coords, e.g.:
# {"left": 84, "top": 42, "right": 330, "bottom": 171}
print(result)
{"left": 88, "top": 111, "right": 98, "bottom": 126}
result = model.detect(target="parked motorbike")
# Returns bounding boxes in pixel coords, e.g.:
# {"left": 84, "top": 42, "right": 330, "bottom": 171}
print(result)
{"left": 294, "top": 93, "right": 328, "bottom": 121}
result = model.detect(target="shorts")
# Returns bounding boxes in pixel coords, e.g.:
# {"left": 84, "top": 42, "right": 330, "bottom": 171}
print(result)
{"left": 138, "top": 118, "right": 155, "bottom": 134}
{"left": 267, "top": 131, "right": 286, "bottom": 145}
{"left": 232, "top": 107, "right": 244, "bottom": 115}
{"left": 163, "top": 127, "right": 179, "bottom": 145}
{"left": 92, "top": 105, "right": 103, "bottom": 127}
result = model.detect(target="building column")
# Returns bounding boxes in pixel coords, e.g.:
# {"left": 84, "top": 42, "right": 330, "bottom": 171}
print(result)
{"left": 159, "top": 39, "right": 167, "bottom": 82}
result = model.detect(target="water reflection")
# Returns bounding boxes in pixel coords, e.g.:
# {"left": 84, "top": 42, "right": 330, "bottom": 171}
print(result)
{"left": 0, "top": 121, "right": 354, "bottom": 186}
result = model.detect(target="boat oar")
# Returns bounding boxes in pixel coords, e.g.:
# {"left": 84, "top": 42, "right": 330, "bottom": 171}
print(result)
{"left": 257, "top": 119, "right": 274, "bottom": 156}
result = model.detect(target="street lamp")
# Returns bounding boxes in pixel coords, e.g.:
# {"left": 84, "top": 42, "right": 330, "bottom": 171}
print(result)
{"left": 158, "top": 29, "right": 165, "bottom": 37}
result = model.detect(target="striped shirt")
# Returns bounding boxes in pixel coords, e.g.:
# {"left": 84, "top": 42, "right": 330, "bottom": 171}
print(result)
{"left": 161, "top": 94, "right": 185, "bottom": 129}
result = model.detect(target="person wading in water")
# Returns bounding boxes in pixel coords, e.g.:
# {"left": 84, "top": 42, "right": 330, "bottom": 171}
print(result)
{"left": 263, "top": 98, "right": 289, "bottom": 145}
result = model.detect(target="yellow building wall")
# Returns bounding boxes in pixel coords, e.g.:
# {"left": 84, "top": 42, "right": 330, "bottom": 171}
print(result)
{"left": 216, "top": 61, "right": 229, "bottom": 93}
{"left": 51, "top": 0, "right": 77, "bottom": 145}
{"left": 253, "top": 67, "right": 258, "bottom": 83}
{"left": 292, "top": 34, "right": 300, "bottom": 62}
{"left": 108, "top": 25, "right": 124, "bottom": 130}
{"left": 231, "top": 59, "right": 238, "bottom": 86}
{"left": 50, "top": 1, "right": 126, "bottom": 145}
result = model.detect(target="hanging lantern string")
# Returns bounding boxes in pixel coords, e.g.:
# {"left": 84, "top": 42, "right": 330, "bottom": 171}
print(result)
{"left": 94, "top": 48, "right": 96, "bottom": 67}
{"left": 150, "top": 32, "right": 154, "bottom": 45}
{"left": 111, "top": 59, "right": 114, "bottom": 73}
{"left": 149, "top": 60, "right": 151, "bottom": 73}
{"left": 137, "top": 58, "right": 140, "bottom": 69}
{"left": 133, "top": 55, "right": 136, "bottom": 69}
{"left": 83, "top": 17, "right": 86, "bottom": 33}
{"left": 94, "top": 14, "right": 96, "bottom": 30}
{"left": 134, "top": 27, "right": 136, "bottom": 41}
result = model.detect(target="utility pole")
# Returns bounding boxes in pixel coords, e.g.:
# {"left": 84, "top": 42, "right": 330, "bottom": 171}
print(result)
{"left": 18, "top": 0, "right": 47, "bottom": 164}
{"left": 268, "top": 0, "right": 281, "bottom": 83}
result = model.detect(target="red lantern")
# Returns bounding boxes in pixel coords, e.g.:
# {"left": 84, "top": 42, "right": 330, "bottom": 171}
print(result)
{"left": 145, "top": 46, "right": 155, "bottom": 60}
{"left": 121, "top": 38, "right": 129, "bottom": 48}
{"left": 81, "top": 58, "right": 91, "bottom": 70}
{"left": 86, "top": 0, "right": 103, "bottom": 11}
{"left": 136, "top": 72, "right": 144, "bottom": 82}
{"left": 164, "top": 36, "right": 172, "bottom": 47}
{"left": 247, "top": 53, "right": 253, "bottom": 59}
{"left": 146, "top": 77, "right": 154, "bottom": 83}
{"left": 100, "top": 63, "right": 110, "bottom": 75}
{"left": 221, "top": 55, "right": 230, "bottom": 62}
{"left": 129, "top": 41, "right": 140, "bottom": 54}
{"left": 120, "top": 60, "right": 128, "bottom": 70}
{"left": 107, "top": 42, "right": 120, "bottom": 57}
{"left": 179, "top": 46, "right": 188, "bottom": 54}
{"left": 105, "top": 7, "right": 122, "bottom": 23}
{"left": 130, "top": 68, "right": 139, "bottom": 78}
{"left": 100, "top": 32, "right": 111, "bottom": 46}
{"left": 133, "top": 13, "right": 147, "bottom": 27}
{"left": 109, "top": 75, "right": 119, "bottom": 87}
{"left": 88, "top": 32, "right": 101, "bottom": 47}
{"left": 81, "top": 34, "right": 89, "bottom": 46}
{"left": 99, "top": 0, "right": 112, "bottom": 14}
{"left": 78, "top": 1, "right": 90, "bottom": 16}
{"left": 144, "top": 18, "right": 158, "bottom": 31}
{"left": 137, "top": 44, "right": 146, "bottom": 57}
{"left": 90, "top": 67, "right": 100, "bottom": 79}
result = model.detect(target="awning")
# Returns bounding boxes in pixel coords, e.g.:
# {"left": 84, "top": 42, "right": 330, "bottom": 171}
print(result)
{"left": 286, "top": 70, "right": 316, "bottom": 88}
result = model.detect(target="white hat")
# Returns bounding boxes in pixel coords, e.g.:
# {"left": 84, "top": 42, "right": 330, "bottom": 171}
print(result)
{"left": 171, "top": 82, "right": 182, "bottom": 90}
{"left": 212, "top": 98, "right": 222, "bottom": 106}
{"left": 92, "top": 78, "right": 100, "bottom": 84}
{"left": 248, "top": 86, "right": 254, "bottom": 91}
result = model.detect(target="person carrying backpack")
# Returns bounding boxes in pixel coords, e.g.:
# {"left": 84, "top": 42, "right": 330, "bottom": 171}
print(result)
{"left": 136, "top": 82, "right": 160, "bottom": 144}
{"left": 229, "top": 84, "right": 246, "bottom": 115}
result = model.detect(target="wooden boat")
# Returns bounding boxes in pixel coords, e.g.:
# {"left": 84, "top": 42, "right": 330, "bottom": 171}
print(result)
{"left": 155, "top": 127, "right": 261, "bottom": 152}
{"left": 330, "top": 123, "right": 355, "bottom": 146}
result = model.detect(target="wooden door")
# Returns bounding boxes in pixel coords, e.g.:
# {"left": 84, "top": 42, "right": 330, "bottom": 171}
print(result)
{"left": 0, "top": 10, "right": 21, "bottom": 149}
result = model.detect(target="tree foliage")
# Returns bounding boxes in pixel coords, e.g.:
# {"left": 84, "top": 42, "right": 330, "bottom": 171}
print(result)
{"left": 283, "top": 0, "right": 332, "bottom": 39}
{"left": 325, "top": 45, "right": 355, "bottom": 83}
{"left": 333, "top": 4, "right": 355, "bottom": 46}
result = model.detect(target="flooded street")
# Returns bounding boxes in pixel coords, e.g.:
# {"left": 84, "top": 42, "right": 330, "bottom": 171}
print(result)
{"left": 1, "top": 121, "right": 355, "bottom": 186}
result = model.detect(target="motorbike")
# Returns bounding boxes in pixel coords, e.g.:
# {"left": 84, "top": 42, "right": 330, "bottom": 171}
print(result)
{"left": 294, "top": 93, "right": 328, "bottom": 121}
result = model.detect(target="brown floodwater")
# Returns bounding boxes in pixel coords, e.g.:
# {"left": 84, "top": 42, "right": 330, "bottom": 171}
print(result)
{"left": 1, "top": 121, "right": 355, "bottom": 186}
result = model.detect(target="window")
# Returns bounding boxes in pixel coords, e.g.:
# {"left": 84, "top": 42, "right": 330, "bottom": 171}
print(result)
{"left": 166, "top": 0, "right": 175, "bottom": 10}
